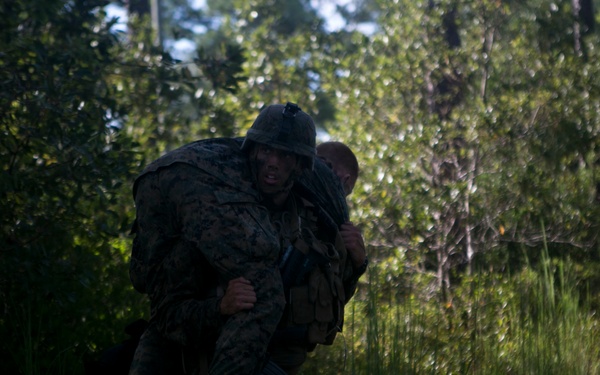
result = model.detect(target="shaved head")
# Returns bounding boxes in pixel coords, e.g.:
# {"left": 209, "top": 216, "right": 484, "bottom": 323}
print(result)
{"left": 316, "top": 142, "right": 359, "bottom": 196}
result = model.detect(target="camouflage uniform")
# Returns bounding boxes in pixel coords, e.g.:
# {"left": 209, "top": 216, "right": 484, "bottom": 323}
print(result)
{"left": 129, "top": 138, "right": 286, "bottom": 375}
{"left": 128, "top": 104, "right": 363, "bottom": 375}
{"left": 249, "top": 107, "right": 365, "bottom": 371}
{"left": 267, "top": 161, "right": 365, "bottom": 373}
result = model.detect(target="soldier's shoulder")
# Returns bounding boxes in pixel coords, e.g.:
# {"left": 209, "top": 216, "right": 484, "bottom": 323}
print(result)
{"left": 134, "top": 137, "right": 253, "bottom": 195}
{"left": 295, "top": 158, "right": 348, "bottom": 225}
{"left": 139, "top": 137, "right": 244, "bottom": 177}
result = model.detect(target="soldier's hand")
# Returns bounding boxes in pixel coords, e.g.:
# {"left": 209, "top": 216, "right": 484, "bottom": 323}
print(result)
{"left": 340, "top": 222, "right": 366, "bottom": 269}
{"left": 219, "top": 277, "right": 257, "bottom": 315}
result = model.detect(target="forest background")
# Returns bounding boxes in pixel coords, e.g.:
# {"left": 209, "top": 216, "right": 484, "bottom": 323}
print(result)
{"left": 2, "top": 0, "right": 600, "bottom": 373}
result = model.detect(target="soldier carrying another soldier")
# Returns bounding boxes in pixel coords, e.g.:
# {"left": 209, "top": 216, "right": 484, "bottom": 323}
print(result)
{"left": 128, "top": 103, "right": 367, "bottom": 375}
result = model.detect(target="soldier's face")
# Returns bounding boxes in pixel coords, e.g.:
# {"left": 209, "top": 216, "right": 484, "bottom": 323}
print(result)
{"left": 254, "top": 144, "right": 299, "bottom": 195}
{"left": 317, "top": 154, "right": 354, "bottom": 196}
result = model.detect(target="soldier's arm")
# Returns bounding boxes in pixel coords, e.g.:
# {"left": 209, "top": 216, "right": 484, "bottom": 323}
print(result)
{"left": 340, "top": 222, "right": 366, "bottom": 269}
{"left": 339, "top": 222, "right": 368, "bottom": 302}
{"left": 134, "top": 167, "right": 224, "bottom": 347}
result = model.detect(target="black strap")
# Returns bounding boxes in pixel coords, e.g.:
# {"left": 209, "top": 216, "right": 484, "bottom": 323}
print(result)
{"left": 260, "top": 360, "right": 288, "bottom": 375}
{"left": 277, "top": 102, "right": 301, "bottom": 142}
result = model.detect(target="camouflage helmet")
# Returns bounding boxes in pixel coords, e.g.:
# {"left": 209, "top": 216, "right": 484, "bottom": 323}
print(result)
{"left": 241, "top": 102, "right": 316, "bottom": 169}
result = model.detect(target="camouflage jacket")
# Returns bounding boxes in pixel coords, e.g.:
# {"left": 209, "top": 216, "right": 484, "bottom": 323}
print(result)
{"left": 130, "top": 138, "right": 285, "bottom": 375}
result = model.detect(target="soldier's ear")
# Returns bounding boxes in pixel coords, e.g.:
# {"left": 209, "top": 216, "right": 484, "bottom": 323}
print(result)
{"left": 341, "top": 173, "right": 353, "bottom": 196}
{"left": 293, "top": 162, "right": 304, "bottom": 178}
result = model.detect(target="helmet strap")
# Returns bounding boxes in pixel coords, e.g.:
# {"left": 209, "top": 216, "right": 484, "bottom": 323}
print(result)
{"left": 277, "top": 102, "right": 301, "bottom": 142}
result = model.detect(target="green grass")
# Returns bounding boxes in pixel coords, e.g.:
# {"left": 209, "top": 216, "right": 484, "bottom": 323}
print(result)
{"left": 304, "top": 246, "right": 600, "bottom": 374}
{"left": 11, "top": 229, "right": 600, "bottom": 374}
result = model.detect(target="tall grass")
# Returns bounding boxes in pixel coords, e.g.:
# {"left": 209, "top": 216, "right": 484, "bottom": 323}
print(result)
{"left": 14, "top": 238, "right": 598, "bottom": 374}
{"left": 304, "top": 245, "right": 600, "bottom": 374}
{"left": 7, "top": 295, "right": 87, "bottom": 375}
